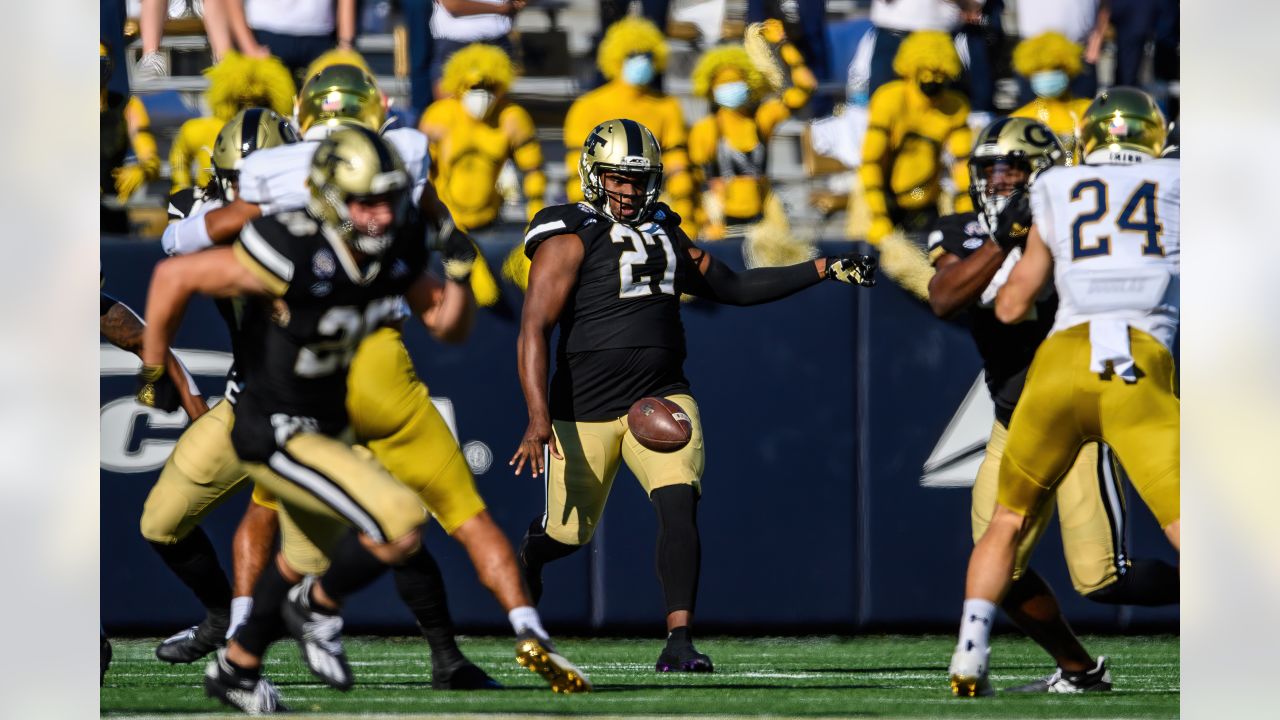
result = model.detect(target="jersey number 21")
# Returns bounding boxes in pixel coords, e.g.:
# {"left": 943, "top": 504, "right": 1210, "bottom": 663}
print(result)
{"left": 611, "top": 224, "right": 676, "bottom": 298}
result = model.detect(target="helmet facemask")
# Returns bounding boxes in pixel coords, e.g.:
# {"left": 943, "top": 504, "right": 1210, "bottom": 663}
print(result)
{"left": 970, "top": 157, "right": 1032, "bottom": 232}
{"left": 587, "top": 164, "right": 663, "bottom": 224}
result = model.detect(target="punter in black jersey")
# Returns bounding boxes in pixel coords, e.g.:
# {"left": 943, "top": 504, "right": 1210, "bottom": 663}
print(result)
{"left": 138, "top": 126, "right": 485, "bottom": 711}
{"left": 510, "top": 119, "right": 877, "bottom": 673}
{"left": 927, "top": 117, "right": 1177, "bottom": 694}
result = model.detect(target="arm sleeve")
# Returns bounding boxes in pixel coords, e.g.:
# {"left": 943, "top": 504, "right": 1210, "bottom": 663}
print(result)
{"left": 682, "top": 243, "right": 821, "bottom": 306}
{"left": 162, "top": 197, "right": 219, "bottom": 255}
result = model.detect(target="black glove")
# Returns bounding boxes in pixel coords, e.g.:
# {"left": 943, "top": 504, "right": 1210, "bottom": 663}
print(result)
{"left": 136, "top": 363, "right": 181, "bottom": 412}
{"left": 992, "top": 189, "right": 1032, "bottom": 251}
{"left": 433, "top": 217, "right": 477, "bottom": 282}
{"left": 826, "top": 253, "right": 877, "bottom": 287}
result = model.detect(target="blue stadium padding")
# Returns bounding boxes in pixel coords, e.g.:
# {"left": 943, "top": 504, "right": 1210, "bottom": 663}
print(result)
{"left": 100, "top": 237, "right": 1177, "bottom": 633}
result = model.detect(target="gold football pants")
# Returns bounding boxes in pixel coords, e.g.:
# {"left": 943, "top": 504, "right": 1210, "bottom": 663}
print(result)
{"left": 998, "top": 324, "right": 1180, "bottom": 529}
{"left": 973, "top": 420, "right": 1130, "bottom": 595}
{"left": 544, "top": 394, "right": 704, "bottom": 546}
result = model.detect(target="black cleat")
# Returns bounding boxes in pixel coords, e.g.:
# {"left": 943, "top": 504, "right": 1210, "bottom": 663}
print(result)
{"left": 1005, "top": 655, "right": 1113, "bottom": 693}
{"left": 156, "top": 613, "right": 228, "bottom": 664}
{"left": 282, "top": 577, "right": 353, "bottom": 691}
{"left": 655, "top": 643, "right": 714, "bottom": 673}
{"left": 203, "top": 649, "right": 286, "bottom": 714}
{"left": 432, "top": 659, "right": 503, "bottom": 690}
{"left": 515, "top": 630, "right": 591, "bottom": 693}
{"left": 101, "top": 634, "right": 112, "bottom": 685}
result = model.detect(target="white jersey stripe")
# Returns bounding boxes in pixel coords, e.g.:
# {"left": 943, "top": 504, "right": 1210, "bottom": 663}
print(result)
{"left": 240, "top": 222, "right": 295, "bottom": 282}
{"left": 525, "top": 220, "right": 567, "bottom": 245}
{"left": 268, "top": 451, "right": 384, "bottom": 542}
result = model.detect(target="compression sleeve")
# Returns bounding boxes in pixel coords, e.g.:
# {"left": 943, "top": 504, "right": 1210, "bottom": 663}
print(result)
{"left": 686, "top": 253, "right": 821, "bottom": 307}
{"left": 162, "top": 205, "right": 215, "bottom": 256}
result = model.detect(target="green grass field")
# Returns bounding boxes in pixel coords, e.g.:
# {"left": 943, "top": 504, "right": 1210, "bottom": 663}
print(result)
{"left": 101, "top": 634, "right": 1178, "bottom": 718}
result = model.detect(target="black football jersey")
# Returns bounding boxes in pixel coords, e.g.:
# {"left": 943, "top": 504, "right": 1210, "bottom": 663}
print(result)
{"left": 524, "top": 202, "right": 700, "bottom": 421}
{"left": 230, "top": 209, "right": 425, "bottom": 460}
{"left": 928, "top": 212, "right": 1057, "bottom": 425}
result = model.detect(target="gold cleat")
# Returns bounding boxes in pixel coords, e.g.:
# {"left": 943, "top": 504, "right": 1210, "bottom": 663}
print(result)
{"left": 950, "top": 673, "right": 992, "bottom": 697}
{"left": 515, "top": 634, "right": 592, "bottom": 694}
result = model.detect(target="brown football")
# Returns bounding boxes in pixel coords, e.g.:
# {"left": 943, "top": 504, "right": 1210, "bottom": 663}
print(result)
{"left": 627, "top": 396, "right": 693, "bottom": 452}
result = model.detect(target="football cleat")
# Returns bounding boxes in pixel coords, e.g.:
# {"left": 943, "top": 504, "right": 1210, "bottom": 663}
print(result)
{"left": 431, "top": 659, "right": 503, "bottom": 690}
{"left": 282, "top": 576, "right": 354, "bottom": 691}
{"left": 204, "top": 649, "right": 287, "bottom": 714}
{"left": 656, "top": 643, "right": 714, "bottom": 673}
{"left": 1005, "top": 655, "right": 1113, "bottom": 693}
{"left": 514, "top": 631, "right": 591, "bottom": 693}
{"left": 156, "top": 614, "right": 227, "bottom": 664}
{"left": 949, "top": 643, "right": 994, "bottom": 697}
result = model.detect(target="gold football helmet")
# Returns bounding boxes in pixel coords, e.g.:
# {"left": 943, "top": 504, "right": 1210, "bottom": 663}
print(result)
{"left": 579, "top": 119, "right": 664, "bottom": 224}
{"left": 296, "top": 64, "right": 386, "bottom": 135}
{"left": 308, "top": 125, "right": 410, "bottom": 256}
{"left": 968, "top": 116, "right": 1065, "bottom": 226}
{"left": 211, "top": 107, "right": 299, "bottom": 200}
{"left": 1078, "top": 86, "right": 1167, "bottom": 164}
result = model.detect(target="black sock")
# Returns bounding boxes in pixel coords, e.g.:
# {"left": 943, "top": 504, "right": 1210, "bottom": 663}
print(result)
{"left": 150, "top": 528, "right": 232, "bottom": 619}
{"left": 234, "top": 561, "right": 291, "bottom": 658}
{"left": 392, "top": 549, "right": 466, "bottom": 668}
{"left": 518, "top": 519, "right": 581, "bottom": 604}
{"left": 651, "top": 485, "right": 701, "bottom": 616}
{"left": 666, "top": 625, "right": 693, "bottom": 649}
{"left": 1086, "top": 559, "right": 1180, "bottom": 606}
{"left": 316, "top": 531, "right": 390, "bottom": 607}
{"left": 224, "top": 654, "right": 261, "bottom": 682}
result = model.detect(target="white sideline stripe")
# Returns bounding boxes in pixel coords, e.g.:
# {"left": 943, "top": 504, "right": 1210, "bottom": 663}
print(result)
{"left": 268, "top": 451, "right": 385, "bottom": 542}
{"left": 524, "top": 219, "right": 566, "bottom": 245}
{"left": 240, "top": 222, "right": 295, "bottom": 281}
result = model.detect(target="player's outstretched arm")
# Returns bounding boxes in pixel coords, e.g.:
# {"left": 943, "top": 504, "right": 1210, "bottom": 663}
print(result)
{"left": 995, "top": 224, "right": 1053, "bottom": 324}
{"left": 138, "top": 247, "right": 270, "bottom": 408}
{"left": 510, "top": 233, "right": 582, "bottom": 477}
{"left": 405, "top": 271, "right": 476, "bottom": 343}
{"left": 101, "top": 293, "right": 208, "bottom": 419}
{"left": 677, "top": 229, "right": 875, "bottom": 306}
{"left": 929, "top": 246, "right": 1007, "bottom": 319}
{"left": 201, "top": 198, "right": 263, "bottom": 245}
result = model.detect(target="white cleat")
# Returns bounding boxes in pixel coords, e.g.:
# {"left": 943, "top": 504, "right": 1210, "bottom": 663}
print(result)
{"left": 949, "top": 642, "right": 994, "bottom": 697}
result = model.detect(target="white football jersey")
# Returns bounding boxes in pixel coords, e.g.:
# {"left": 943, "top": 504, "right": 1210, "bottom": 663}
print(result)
{"left": 237, "top": 126, "right": 431, "bottom": 214}
{"left": 1031, "top": 158, "right": 1180, "bottom": 352}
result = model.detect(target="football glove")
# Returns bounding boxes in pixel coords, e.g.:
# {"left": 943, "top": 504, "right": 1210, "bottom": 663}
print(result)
{"left": 826, "top": 253, "right": 877, "bottom": 287}
{"left": 433, "top": 218, "right": 478, "bottom": 282}
{"left": 136, "top": 363, "right": 181, "bottom": 412}
{"left": 991, "top": 189, "right": 1032, "bottom": 251}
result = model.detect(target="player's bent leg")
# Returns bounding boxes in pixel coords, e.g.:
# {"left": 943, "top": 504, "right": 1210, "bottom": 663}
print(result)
{"left": 226, "top": 494, "right": 280, "bottom": 639}
{"left": 141, "top": 401, "right": 248, "bottom": 663}
{"left": 972, "top": 421, "right": 1056, "bottom": 583}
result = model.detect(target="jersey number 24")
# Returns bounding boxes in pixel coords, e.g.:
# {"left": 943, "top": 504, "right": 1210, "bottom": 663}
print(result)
{"left": 1070, "top": 179, "right": 1165, "bottom": 260}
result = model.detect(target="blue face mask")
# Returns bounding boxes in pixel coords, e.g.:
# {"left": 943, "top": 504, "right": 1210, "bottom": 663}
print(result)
{"left": 1030, "top": 70, "right": 1069, "bottom": 99}
{"left": 713, "top": 81, "right": 750, "bottom": 109}
{"left": 622, "top": 55, "right": 655, "bottom": 86}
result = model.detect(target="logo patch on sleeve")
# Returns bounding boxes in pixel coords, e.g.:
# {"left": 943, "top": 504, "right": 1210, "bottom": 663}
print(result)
{"left": 312, "top": 249, "right": 336, "bottom": 279}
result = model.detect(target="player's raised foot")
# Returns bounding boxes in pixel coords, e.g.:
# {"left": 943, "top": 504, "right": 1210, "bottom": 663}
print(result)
{"left": 949, "top": 642, "right": 993, "bottom": 697}
{"left": 156, "top": 611, "right": 228, "bottom": 664}
{"left": 204, "top": 649, "right": 287, "bottom": 714}
{"left": 432, "top": 659, "right": 502, "bottom": 690}
{"left": 1005, "top": 655, "right": 1112, "bottom": 693}
{"left": 282, "top": 576, "right": 353, "bottom": 691}
{"left": 515, "top": 630, "right": 591, "bottom": 693}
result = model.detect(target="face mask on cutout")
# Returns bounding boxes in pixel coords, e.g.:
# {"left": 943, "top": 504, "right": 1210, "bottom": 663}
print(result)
{"left": 622, "top": 54, "right": 655, "bottom": 86}
{"left": 1030, "top": 70, "right": 1069, "bottom": 99}
{"left": 919, "top": 80, "right": 946, "bottom": 97}
{"left": 713, "top": 81, "right": 749, "bottom": 109}
{"left": 461, "top": 89, "right": 495, "bottom": 119}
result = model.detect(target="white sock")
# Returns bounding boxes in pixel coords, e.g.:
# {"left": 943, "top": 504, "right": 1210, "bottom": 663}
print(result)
{"left": 957, "top": 598, "right": 996, "bottom": 653}
{"left": 227, "top": 596, "right": 253, "bottom": 640}
{"left": 508, "top": 605, "right": 548, "bottom": 641}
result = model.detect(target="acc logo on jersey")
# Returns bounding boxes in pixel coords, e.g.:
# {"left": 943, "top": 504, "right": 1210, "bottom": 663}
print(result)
{"left": 964, "top": 220, "right": 984, "bottom": 237}
{"left": 963, "top": 237, "right": 984, "bottom": 250}
{"left": 313, "top": 249, "right": 336, "bottom": 279}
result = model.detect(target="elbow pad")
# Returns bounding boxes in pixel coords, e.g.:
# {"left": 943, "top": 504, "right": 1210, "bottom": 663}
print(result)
{"left": 164, "top": 214, "right": 214, "bottom": 256}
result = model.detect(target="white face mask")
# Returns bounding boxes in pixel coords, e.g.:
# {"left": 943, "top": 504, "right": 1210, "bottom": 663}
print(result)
{"left": 461, "top": 89, "right": 495, "bottom": 120}
{"left": 621, "top": 55, "right": 655, "bottom": 86}
{"left": 713, "top": 81, "right": 750, "bottom": 109}
{"left": 1030, "top": 70, "right": 1069, "bottom": 99}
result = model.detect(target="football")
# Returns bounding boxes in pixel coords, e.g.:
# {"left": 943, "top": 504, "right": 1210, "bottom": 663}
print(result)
{"left": 627, "top": 396, "right": 693, "bottom": 452}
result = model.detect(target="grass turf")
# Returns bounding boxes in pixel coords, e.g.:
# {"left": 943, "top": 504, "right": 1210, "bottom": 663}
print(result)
{"left": 101, "top": 634, "right": 1178, "bottom": 718}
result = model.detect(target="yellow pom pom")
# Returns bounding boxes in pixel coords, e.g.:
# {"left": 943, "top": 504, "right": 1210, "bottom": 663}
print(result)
{"left": 502, "top": 243, "right": 531, "bottom": 292}
{"left": 205, "top": 52, "right": 296, "bottom": 119}
{"left": 469, "top": 251, "right": 501, "bottom": 307}
{"left": 876, "top": 229, "right": 934, "bottom": 302}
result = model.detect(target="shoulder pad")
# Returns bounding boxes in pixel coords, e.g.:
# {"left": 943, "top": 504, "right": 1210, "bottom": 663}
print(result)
{"left": 524, "top": 202, "right": 604, "bottom": 258}
{"left": 383, "top": 127, "right": 430, "bottom": 185}
{"left": 238, "top": 216, "right": 303, "bottom": 288}
{"left": 167, "top": 187, "right": 198, "bottom": 221}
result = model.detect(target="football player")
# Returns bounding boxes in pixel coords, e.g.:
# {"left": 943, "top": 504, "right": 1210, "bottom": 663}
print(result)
{"left": 948, "top": 88, "right": 1180, "bottom": 697}
{"left": 155, "top": 65, "right": 579, "bottom": 692}
{"left": 137, "top": 128, "right": 567, "bottom": 713}
{"left": 928, "top": 116, "right": 1178, "bottom": 694}
{"left": 143, "top": 107, "right": 298, "bottom": 666}
{"left": 511, "top": 119, "right": 877, "bottom": 672}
